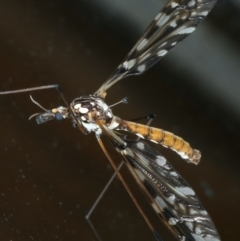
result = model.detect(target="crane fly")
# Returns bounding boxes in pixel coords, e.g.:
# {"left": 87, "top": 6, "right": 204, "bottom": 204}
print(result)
{"left": 0, "top": 0, "right": 220, "bottom": 240}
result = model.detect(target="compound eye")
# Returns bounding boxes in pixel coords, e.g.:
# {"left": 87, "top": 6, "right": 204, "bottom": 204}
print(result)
{"left": 55, "top": 112, "right": 64, "bottom": 121}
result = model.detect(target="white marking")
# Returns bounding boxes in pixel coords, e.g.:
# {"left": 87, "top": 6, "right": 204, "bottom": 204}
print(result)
{"left": 150, "top": 139, "right": 158, "bottom": 144}
{"left": 136, "top": 142, "right": 144, "bottom": 150}
{"left": 108, "top": 119, "right": 119, "bottom": 130}
{"left": 192, "top": 233, "right": 220, "bottom": 241}
{"left": 137, "top": 64, "right": 146, "bottom": 72}
{"left": 156, "top": 155, "right": 166, "bottom": 166}
{"left": 136, "top": 133, "right": 144, "bottom": 139}
{"left": 189, "top": 208, "right": 198, "bottom": 215}
{"left": 95, "top": 128, "right": 102, "bottom": 135}
{"left": 135, "top": 169, "right": 145, "bottom": 181}
{"left": 191, "top": 234, "right": 205, "bottom": 241}
{"left": 142, "top": 156, "right": 150, "bottom": 165}
{"left": 123, "top": 59, "right": 136, "bottom": 69}
{"left": 178, "top": 203, "right": 186, "bottom": 212}
{"left": 178, "top": 27, "right": 196, "bottom": 35}
{"left": 79, "top": 106, "right": 88, "bottom": 114}
{"left": 103, "top": 103, "right": 109, "bottom": 111}
{"left": 167, "top": 194, "right": 176, "bottom": 205}
{"left": 181, "top": 14, "right": 188, "bottom": 20}
{"left": 82, "top": 122, "right": 100, "bottom": 133}
{"left": 171, "top": 2, "right": 178, "bottom": 8}
{"left": 171, "top": 42, "right": 177, "bottom": 46}
{"left": 195, "top": 226, "right": 203, "bottom": 235}
{"left": 156, "top": 13, "right": 170, "bottom": 27}
{"left": 74, "top": 103, "right": 81, "bottom": 109}
{"left": 188, "top": 0, "right": 196, "bottom": 7}
{"left": 81, "top": 116, "right": 87, "bottom": 121}
{"left": 204, "top": 237, "right": 220, "bottom": 241}
{"left": 200, "top": 210, "right": 208, "bottom": 216}
{"left": 191, "top": 11, "right": 198, "bottom": 17}
{"left": 160, "top": 42, "right": 167, "bottom": 47}
{"left": 176, "top": 186, "right": 195, "bottom": 195}
{"left": 154, "top": 12, "right": 162, "bottom": 21}
{"left": 157, "top": 49, "right": 168, "bottom": 57}
{"left": 170, "top": 20, "right": 177, "bottom": 28}
{"left": 155, "top": 196, "right": 166, "bottom": 209}
{"left": 137, "top": 38, "right": 148, "bottom": 51}
{"left": 107, "top": 112, "right": 113, "bottom": 119}
{"left": 123, "top": 61, "right": 128, "bottom": 69}
{"left": 169, "top": 218, "right": 177, "bottom": 225}
{"left": 181, "top": 155, "right": 189, "bottom": 160}
{"left": 180, "top": 237, "right": 186, "bottom": 241}
{"left": 174, "top": 150, "right": 189, "bottom": 159}
{"left": 151, "top": 202, "right": 159, "bottom": 213}
{"left": 185, "top": 222, "right": 194, "bottom": 231}
{"left": 96, "top": 99, "right": 109, "bottom": 111}
{"left": 170, "top": 171, "right": 178, "bottom": 177}
{"left": 201, "top": 11, "right": 209, "bottom": 16}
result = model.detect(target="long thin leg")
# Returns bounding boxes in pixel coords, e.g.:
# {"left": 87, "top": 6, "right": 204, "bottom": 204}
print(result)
{"left": 85, "top": 161, "right": 124, "bottom": 241}
{"left": 0, "top": 85, "right": 59, "bottom": 95}
{"left": 85, "top": 161, "right": 124, "bottom": 221}
{"left": 86, "top": 116, "right": 160, "bottom": 241}
{"left": 86, "top": 115, "right": 155, "bottom": 219}
{"left": 96, "top": 136, "right": 162, "bottom": 241}
{"left": 85, "top": 116, "right": 155, "bottom": 220}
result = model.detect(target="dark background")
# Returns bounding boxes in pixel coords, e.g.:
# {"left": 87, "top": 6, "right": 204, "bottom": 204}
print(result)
{"left": 0, "top": 0, "right": 239, "bottom": 240}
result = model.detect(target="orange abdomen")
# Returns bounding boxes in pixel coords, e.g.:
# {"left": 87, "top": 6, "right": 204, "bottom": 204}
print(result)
{"left": 118, "top": 119, "right": 201, "bottom": 164}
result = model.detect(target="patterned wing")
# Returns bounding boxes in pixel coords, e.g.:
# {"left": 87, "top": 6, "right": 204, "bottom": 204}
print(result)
{"left": 120, "top": 140, "right": 220, "bottom": 241}
{"left": 101, "top": 124, "right": 220, "bottom": 240}
{"left": 95, "top": 0, "right": 217, "bottom": 97}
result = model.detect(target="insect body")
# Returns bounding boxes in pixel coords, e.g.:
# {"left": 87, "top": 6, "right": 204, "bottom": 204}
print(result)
{"left": 0, "top": 0, "right": 220, "bottom": 240}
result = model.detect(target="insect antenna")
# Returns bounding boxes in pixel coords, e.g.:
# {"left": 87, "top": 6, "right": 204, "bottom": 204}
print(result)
{"left": 29, "top": 95, "right": 48, "bottom": 112}
{"left": 130, "top": 113, "right": 156, "bottom": 122}
{"left": 0, "top": 84, "right": 88, "bottom": 133}
{"left": 96, "top": 133, "right": 163, "bottom": 241}
{"left": 0, "top": 84, "right": 59, "bottom": 95}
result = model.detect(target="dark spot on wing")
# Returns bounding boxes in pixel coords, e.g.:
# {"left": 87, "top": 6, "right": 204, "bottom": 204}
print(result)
{"left": 144, "top": 180, "right": 157, "bottom": 198}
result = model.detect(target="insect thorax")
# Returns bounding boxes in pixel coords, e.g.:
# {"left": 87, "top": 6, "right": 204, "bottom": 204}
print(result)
{"left": 71, "top": 95, "right": 113, "bottom": 134}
